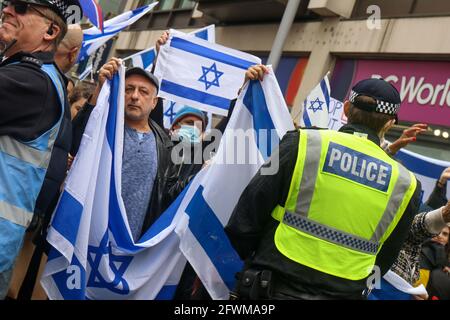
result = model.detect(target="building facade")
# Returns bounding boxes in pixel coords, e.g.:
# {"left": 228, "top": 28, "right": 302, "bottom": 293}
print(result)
{"left": 102, "top": 0, "right": 450, "bottom": 160}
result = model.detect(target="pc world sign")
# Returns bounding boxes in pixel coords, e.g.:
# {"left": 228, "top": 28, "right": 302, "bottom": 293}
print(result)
{"left": 331, "top": 59, "right": 450, "bottom": 127}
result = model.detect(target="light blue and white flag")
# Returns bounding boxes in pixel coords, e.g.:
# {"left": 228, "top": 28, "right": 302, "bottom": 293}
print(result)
{"left": 41, "top": 66, "right": 187, "bottom": 300}
{"left": 124, "top": 24, "right": 216, "bottom": 71}
{"left": 171, "top": 66, "right": 295, "bottom": 299}
{"left": 301, "top": 73, "right": 331, "bottom": 128}
{"left": 396, "top": 148, "right": 450, "bottom": 202}
{"left": 78, "top": 3, "right": 158, "bottom": 62}
{"left": 154, "top": 31, "right": 261, "bottom": 117}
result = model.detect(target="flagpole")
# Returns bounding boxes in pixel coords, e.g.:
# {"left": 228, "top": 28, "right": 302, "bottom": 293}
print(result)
{"left": 267, "top": 0, "right": 303, "bottom": 71}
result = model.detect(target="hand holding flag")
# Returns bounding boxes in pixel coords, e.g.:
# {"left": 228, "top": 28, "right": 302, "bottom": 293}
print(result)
{"left": 300, "top": 72, "right": 331, "bottom": 128}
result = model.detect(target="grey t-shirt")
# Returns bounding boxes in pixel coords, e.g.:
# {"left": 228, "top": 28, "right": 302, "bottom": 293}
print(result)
{"left": 122, "top": 126, "right": 158, "bottom": 242}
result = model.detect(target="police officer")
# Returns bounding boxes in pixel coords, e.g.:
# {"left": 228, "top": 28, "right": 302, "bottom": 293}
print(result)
{"left": 225, "top": 66, "right": 422, "bottom": 300}
{"left": 0, "top": 0, "right": 82, "bottom": 299}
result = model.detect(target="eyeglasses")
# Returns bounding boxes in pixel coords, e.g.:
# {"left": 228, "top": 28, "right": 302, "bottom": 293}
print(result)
{"left": 2, "top": 0, "right": 52, "bottom": 20}
{"left": 1, "top": 0, "right": 30, "bottom": 14}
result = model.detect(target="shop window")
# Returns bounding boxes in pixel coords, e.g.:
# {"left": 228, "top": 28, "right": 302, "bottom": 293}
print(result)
{"left": 179, "top": 0, "right": 196, "bottom": 9}
{"left": 159, "top": 0, "right": 177, "bottom": 11}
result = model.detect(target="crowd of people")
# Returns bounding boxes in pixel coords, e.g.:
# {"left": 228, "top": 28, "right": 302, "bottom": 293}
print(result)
{"left": 0, "top": 0, "right": 449, "bottom": 301}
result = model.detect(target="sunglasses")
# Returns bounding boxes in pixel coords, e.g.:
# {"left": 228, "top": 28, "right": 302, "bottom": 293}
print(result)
{"left": 2, "top": 0, "right": 51, "bottom": 20}
{"left": 1, "top": 0, "right": 31, "bottom": 14}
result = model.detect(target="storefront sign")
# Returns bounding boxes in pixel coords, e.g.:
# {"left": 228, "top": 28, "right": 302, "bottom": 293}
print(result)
{"left": 331, "top": 59, "right": 450, "bottom": 127}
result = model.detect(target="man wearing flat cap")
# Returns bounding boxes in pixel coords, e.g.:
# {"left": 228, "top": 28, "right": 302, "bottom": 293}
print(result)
{"left": 0, "top": 0, "right": 83, "bottom": 298}
{"left": 71, "top": 59, "right": 179, "bottom": 244}
{"left": 225, "top": 72, "right": 421, "bottom": 299}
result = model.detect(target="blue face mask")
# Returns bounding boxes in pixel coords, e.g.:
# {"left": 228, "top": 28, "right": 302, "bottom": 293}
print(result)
{"left": 176, "top": 125, "right": 201, "bottom": 144}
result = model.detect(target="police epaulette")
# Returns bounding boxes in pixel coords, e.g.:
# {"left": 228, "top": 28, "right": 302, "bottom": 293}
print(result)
{"left": 21, "top": 56, "right": 43, "bottom": 67}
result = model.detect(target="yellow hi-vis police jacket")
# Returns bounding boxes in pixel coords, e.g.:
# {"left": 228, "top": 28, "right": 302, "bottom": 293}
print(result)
{"left": 271, "top": 129, "right": 417, "bottom": 280}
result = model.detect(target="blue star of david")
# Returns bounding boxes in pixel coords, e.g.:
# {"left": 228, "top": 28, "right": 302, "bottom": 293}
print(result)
{"left": 198, "top": 63, "right": 224, "bottom": 91}
{"left": 308, "top": 97, "right": 325, "bottom": 113}
{"left": 87, "top": 233, "right": 133, "bottom": 295}
{"left": 164, "top": 101, "right": 177, "bottom": 124}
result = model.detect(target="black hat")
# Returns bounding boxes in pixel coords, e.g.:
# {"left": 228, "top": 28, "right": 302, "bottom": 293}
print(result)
{"left": 125, "top": 67, "right": 160, "bottom": 93}
{"left": 20, "top": 0, "right": 83, "bottom": 23}
{"left": 349, "top": 78, "right": 401, "bottom": 116}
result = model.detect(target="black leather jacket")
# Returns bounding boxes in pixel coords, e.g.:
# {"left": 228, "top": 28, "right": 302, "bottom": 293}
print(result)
{"left": 71, "top": 103, "right": 177, "bottom": 236}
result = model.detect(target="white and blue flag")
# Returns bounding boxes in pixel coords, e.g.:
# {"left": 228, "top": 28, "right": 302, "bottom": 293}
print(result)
{"left": 172, "top": 66, "right": 295, "bottom": 299}
{"left": 301, "top": 73, "right": 331, "bottom": 128}
{"left": 395, "top": 149, "right": 450, "bottom": 202}
{"left": 124, "top": 25, "right": 216, "bottom": 71}
{"left": 78, "top": 3, "right": 158, "bottom": 62}
{"left": 127, "top": 47, "right": 157, "bottom": 71}
{"left": 41, "top": 66, "right": 187, "bottom": 300}
{"left": 154, "top": 31, "right": 261, "bottom": 116}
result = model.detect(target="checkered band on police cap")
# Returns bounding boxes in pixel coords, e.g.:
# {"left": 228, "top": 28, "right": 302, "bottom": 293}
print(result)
{"left": 350, "top": 90, "right": 401, "bottom": 116}
{"left": 52, "top": 0, "right": 68, "bottom": 16}
{"left": 36, "top": 0, "right": 82, "bottom": 22}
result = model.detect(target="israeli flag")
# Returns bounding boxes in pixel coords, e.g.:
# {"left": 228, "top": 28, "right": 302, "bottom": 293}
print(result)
{"left": 78, "top": 3, "right": 158, "bottom": 62}
{"left": 171, "top": 66, "right": 294, "bottom": 299}
{"left": 127, "top": 47, "right": 157, "bottom": 71}
{"left": 79, "top": 0, "right": 104, "bottom": 32}
{"left": 41, "top": 66, "right": 187, "bottom": 300}
{"left": 301, "top": 73, "right": 331, "bottom": 128}
{"left": 396, "top": 149, "right": 450, "bottom": 202}
{"left": 124, "top": 24, "right": 215, "bottom": 72}
{"left": 154, "top": 31, "right": 261, "bottom": 117}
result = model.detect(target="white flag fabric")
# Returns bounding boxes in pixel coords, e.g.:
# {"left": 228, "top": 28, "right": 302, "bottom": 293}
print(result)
{"left": 124, "top": 24, "right": 216, "bottom": 71}
{"left": 78, "top": 3, "right": 158, "bottom": 62}
{"left": 154, "top": 31, "right": 261, "bottom": 117}
{"left": 41, "top": 66, "right": 187, "bottom": 300}
{"left": 171, "top": 66, "right": 295, "bottom": 299}
{"left": 301, "top": 73, "right": 331, "bottom": 128}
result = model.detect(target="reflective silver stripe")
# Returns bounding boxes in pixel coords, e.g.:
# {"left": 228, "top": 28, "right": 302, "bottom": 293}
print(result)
{"left": 0, "top": 136, "right": 51, "bottom": 169}
{"left": 370, "top": 164, "right": 413, "bottom": 242}
{"left": 283, "top": 211, "right": 379, "bottom": 255}
{"left": 0, "top": 200, "right": 32, "bottom": 227}
{"left": 295, "top": 130, "right": 322, "bottom": 217}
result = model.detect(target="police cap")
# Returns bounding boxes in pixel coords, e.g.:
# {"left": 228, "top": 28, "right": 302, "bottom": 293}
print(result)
{"left": 349, "top": 78, "right": 401, "bottom": 116}
{"left": 126, "top": 67, "right": 160, "bottom": 93}
{"left": 18, "top": 0, "right": 83, "bottom": 23}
